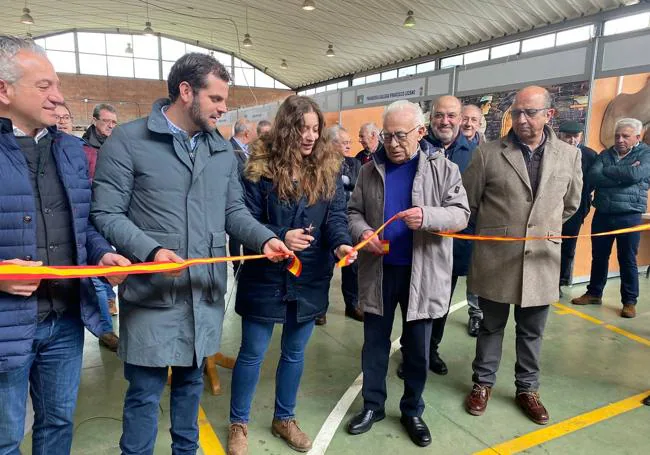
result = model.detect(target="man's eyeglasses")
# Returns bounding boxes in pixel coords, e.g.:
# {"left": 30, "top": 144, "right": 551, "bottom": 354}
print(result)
{"left": 511, "top": 108, "right": 549, "bottom": 119}
{"left": 380, "top": 126, "right": 419, "bottom": 143}
{"left": 55, "top": 115, "right": 72, "bottom": 122}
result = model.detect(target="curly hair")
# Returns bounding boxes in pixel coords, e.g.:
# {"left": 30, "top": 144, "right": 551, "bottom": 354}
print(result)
{"left": 245, "top": 95, "right": 341, "bottom": 205}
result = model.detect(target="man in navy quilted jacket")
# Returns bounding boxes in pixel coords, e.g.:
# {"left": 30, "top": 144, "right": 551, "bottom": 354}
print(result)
{"left": 0, "top": 36, "right": 131, "bottom": 454}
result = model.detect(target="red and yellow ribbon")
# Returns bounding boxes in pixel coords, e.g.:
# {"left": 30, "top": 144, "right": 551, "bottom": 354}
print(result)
{"left": 0, "top": 253, "right": 302, "bottom": 280}
{"left": 337, "top": 216, "right": 650, "bottom": 268}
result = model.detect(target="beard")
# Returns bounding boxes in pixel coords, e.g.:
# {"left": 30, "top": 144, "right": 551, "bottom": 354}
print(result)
{"left": 432, "top": 124, "right": 458, "bottom": 145}
{"left": 190, "top": 97, "right": 214, "bottom": 133}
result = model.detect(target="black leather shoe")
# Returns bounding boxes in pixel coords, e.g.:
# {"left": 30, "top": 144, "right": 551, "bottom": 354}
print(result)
{"left": 429, "top": 352, "right": 448, "bottom": 375}
{"left": 468, "top": 316, "right": 481, "bottom": 337}
{"left": 347, "top": 409, "right": 385, "bottom": 435}
{"left": 400, "top": 416, "right": 431, "bottom": 447}
{"left": 396, "top": 362, "right": 404, "bottom": 380}
{"left": 643, "top": 395, "right": 650, "bottom": 406}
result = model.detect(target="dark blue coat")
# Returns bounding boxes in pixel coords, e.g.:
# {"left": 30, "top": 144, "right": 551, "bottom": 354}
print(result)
{"left": 0, "top": 118, "right": 113, "bottom": 372}
{"left": 423, "top": 130, "right": 477, "bottom": 276}
{"left": 588, "top": 142, "right": 650, "bottom": 215}
{"left": 236, "top": 174, "right": 352, "bottom": 323}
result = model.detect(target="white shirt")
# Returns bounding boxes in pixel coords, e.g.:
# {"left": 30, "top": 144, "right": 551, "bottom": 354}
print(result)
{"left": 13, "top": 126, "right": 49, "bottom": 144}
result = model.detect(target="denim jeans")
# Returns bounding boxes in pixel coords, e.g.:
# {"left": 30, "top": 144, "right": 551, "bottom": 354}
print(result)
{"left": 92, "top": 277, "right": 114, "bottom": 334}
{"left": 120, "top": 360, "right": 204, "bottom": 455}
{"left": 586, "top": 211, "right": 642, "bottom": 304}
{"left": 0, "top": 312, "right": 84, "bottom": 455}
{"left": 230, "top": 302, "right": 315, "bottom": 423}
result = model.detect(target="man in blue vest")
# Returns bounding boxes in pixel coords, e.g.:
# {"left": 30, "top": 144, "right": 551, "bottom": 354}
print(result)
{"left": 0, "top": 35, "right": 131, "bottom": 454}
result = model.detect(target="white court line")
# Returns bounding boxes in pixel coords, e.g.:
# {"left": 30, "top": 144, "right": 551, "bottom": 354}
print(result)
{"left": 308, "top": 300, "right": 469, "bottom": 455}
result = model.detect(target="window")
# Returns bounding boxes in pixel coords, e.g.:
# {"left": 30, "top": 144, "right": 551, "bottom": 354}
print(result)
{"left": 315, "top": 85, "right": 327, "bottom": 93}
{"left": 306, "top": 88, "right": 316, "bottom": 95}
{"left": 416, "top": 61, "right": 436, "bottom": 73}
{"left": 381, "top": 69, "right": 397, "bottom": 81}
{"left": 235, "top": 66, "right": 254, "bottom": 85}
{"left": 464, "top": 49, "right": 489, "bottom": 65}
{"left": 297, "top": 91, "right": 306, "bottom": 96}
{"left": 352, "top": 77, "right": 366, "bottom": 86}
{"left": 133, "top": 35, "right": 159, "bottom": 59}
{"left": 107, "top": 56, "right": 134, "bottom": 78}
{"left": 77, "top": 33, "right": 106, "bottom": 54}
{"left": 327, "top": 83, "right": 338, "bottom": 91}
{"left": 398, "top": 65, "right": 417, "bottom": 77}
{"left": 161, "top": 37, "right": 186, "bottom": 60}
{"left": 46, "top": 50, "right": 76, "bottom": 74}
{"left": 490, "top": 41, "right": 520, "bottom": 59}
{"left": 556, "top": 25, "right": 593, "bottom": 46}
{"left": 106, "top": 34, "right": 133, "bottom": 57}
{"left": 440, "top": 54, "right": 463, "bottom": 68}
{"left": 42, "top": 32, "right": 74, "bottom": 51}
{"left": 79, "top": 53, "right": 107, "bottom": 76}
{"left": 162, "top": 60, "right": 175, "bottom": 80}
{"left": 134, "top": 58, "right": 159, "bottom": 79}
{"left": 337, "top": 80, "right": 349, "bottom": 89}
{"left": 254, "top": 69, "right": 275, "bottom": 88}
{"left": 604, "top": 12, "right": 650, "bottom": 36}
{"left": 521, "top": 33, "right": 556, "bottom": 52}
{"left": 276, "top": 81, "right": 291, "bottom": 90}
{"left": 365, "top": 73, "right": 380, "bottom": 84}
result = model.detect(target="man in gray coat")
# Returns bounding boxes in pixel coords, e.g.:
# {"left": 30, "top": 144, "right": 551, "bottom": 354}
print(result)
{"left": 91, "top": 53, "right": 290, "bottom": 455}
{"left": 346, "top": 100, "right": 469, "bottom": 447}
{"left": 463, "top": 86, "right": 582, "bottom": 426}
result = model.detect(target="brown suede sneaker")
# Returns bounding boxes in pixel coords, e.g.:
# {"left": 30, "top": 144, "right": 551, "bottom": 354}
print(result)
{"left": 571, "top": 294, "right": 602, "bottom": 306}
{"left": 516, "top": 391, "right": 549, "bottom": 425}
{"left": 621, "top": 304, "right": 636, "bottom": 318}
{"left": 271, "top": 418, "right": 312, "bottom": 452}
{"left": 465, "top": 384, "right": 491, "bottom": 416}
{"left": 227, "top": 423, "right": 248, "bottom": 455}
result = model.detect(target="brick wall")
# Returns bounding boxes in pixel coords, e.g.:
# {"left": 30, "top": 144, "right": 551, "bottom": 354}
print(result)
{"left": 59, "top": 73, "right": 293, "bottom": 132}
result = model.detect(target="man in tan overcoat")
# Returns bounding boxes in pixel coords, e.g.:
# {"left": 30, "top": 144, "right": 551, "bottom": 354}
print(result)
{"left": 463, "top": 86, "right": 582, "bottom": 425}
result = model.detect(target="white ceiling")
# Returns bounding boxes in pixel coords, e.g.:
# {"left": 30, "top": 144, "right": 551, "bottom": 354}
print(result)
{"left": 2, "top": 0, "right": 629, "bottom": 89}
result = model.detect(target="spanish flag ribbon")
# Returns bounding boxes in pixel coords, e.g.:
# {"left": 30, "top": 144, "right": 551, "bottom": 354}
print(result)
{"left": 336, "top": 215, "right": 398, "bottom": 268}
{"left": 337, "top": 216, "right": 650, "bottom": 268}
{"left": 0, "top": 253, "right": 302, "bottom": 280}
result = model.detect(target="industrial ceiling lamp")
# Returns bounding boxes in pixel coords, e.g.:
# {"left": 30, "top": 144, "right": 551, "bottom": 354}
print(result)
{"left": 125, "top": 42, "right": 133, "bottom": 54}
{"left": 403, "top": 10, "right": 415, "bottom": 28}
{"left": 20, "top": 1, "right": 34, "bottom": 25}
{"left": 326, "top": 44, "right": 335, "bottom": 57}
{"left": 242, "top": 7, "right": 253, "bottom": 48}
{"left": 143, "top": 1, "right": 154, "bottom": 35}
{"left": 302, "top": 0, "right": 316, "bottom": 11}
{"left": 281, "top": 59, "right": 288, "bottom": 69}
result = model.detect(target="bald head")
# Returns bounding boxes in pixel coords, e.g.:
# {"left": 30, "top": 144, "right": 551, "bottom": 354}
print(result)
{"left": 511, "top": 85, "right": 554, "bottom": 146}
{"left": 430, "top": 95, "right": 462, "bottom": 147}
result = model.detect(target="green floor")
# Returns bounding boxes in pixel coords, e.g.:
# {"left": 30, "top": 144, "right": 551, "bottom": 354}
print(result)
{"left": 22, "top": 269, "right": 650, "bottom": 454}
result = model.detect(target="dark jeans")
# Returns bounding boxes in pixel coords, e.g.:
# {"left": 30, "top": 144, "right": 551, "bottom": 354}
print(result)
{"left": 362, "top": 265, "right": 432, "bottom": 417}
{"left": 230, "top": 302, "right": 315, "bottom": 423}
{"left": 120, "top": 360, "right": 204, "bottom": 455}
{"left": 341, "top": 261, "right": 359, "bottom": 310}
{"left": 560, "top": 214, "right": 585, "bottom": 285}
{"left": 0, "top": 312, "right": 84, "bottom": 455}
{"left": 92, "top": 277, "right": 115, "bottom": 334}
{"left": 586, "top": 211, "right": 642, "bottom": 305}
{"left": 472, "top": 297, "right": 549, "bottom": 392}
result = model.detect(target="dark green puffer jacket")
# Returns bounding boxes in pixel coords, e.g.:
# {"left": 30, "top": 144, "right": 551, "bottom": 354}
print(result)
{"left": 588, "top": 142, "right": 650, "bottom": 214}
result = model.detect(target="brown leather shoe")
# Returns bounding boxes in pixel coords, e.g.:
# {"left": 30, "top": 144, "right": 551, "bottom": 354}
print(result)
{"left": 516, "top": 391, "right": 549, "bottom": 425}
{"left": 465, "top": 384, "right": 491, "bottom": 416}
{"left": 271, "top": 418, "right": 312, "bottom": 452}
{"left": 621, "top": 304, "right": 636, "bottom": 318}
{"left": 98, "top": 332, "right": 119, "bottom": 352}
{"left": 315, "top": 315, "right": 327, "bottom": 326}
{"left": 228, "top": 423, "right": 248, "bottom": 455}
{"left": 571, "top": 294, "right": 602, "bottom": 306}
{"left": 345, "top": 307, "right": 364, "bottom": 322}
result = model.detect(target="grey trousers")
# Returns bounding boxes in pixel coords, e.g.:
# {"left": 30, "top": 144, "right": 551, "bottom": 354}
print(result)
{"left": 471, "top": 297, "right": 550, "bottom": 392}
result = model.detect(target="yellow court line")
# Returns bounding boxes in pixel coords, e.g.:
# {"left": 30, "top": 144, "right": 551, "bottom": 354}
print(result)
{"left": 553, "top": 302, "right": 650, "bottom": 347}
{"left": 473, "top": 391, "right": 650, "bottom": 455}
{"left": 198, "top": 405, "right": 226, "bottom": 455}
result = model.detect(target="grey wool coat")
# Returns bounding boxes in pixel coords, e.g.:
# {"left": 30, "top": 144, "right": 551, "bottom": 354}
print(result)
{"left": 91, "top": 99, "right": 275, "bottom": 367}
{"left": 463, "top": 127, "right": 582, "bottom": 307}
{"left": 348, "top": 143, "right": 470, "bottom": 321}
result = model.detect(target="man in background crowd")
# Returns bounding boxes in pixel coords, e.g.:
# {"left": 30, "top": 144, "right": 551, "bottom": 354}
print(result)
{"left": 356, "top": 122, "right": 383, "bottom": 165}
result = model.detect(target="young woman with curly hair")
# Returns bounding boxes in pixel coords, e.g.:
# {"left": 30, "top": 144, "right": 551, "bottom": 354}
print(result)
{"left": 227, "top": 95, "right": 357, "bottom": 454}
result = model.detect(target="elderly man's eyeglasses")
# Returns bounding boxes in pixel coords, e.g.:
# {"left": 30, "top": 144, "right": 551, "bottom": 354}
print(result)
{"left": 55, "top": 115, "right": 72, "bottom": 122}
{"left": 380, "top": 126, "right": 419, "bottom": 143}
{"left": 511, "top": 108, "right": 549, "bottom": 119}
